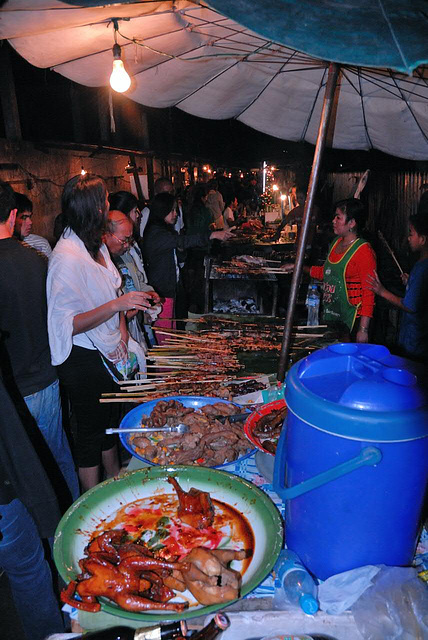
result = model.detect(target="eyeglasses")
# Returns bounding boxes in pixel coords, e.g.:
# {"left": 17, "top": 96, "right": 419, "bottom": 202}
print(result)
{"left": 111, "top": 233, "right": 133, "bottom": 246}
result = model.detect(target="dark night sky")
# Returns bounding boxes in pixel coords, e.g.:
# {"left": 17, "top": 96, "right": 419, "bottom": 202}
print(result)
{"left": 2, "top": 42, "right": 426, "bottom": 174}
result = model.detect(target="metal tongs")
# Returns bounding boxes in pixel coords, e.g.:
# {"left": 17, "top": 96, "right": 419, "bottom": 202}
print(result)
{"left": 106, "top": 412, "right": 249, "bottom": 435}
{"left": 105, "top": 424, "right": 190, "bottom": 435}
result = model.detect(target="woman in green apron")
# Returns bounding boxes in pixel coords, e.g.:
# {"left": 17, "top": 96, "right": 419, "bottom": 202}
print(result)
{"left": 283, "top": 199, "right": 377, "bottom": 342}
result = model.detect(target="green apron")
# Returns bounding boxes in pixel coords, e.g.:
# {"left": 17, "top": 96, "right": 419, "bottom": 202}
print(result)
{"left": 322, "top": 237, "right": 367, "bottom": 331}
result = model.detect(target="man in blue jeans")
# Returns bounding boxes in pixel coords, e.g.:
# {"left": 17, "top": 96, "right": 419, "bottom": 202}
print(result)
{"left": 0, "top": 181, "right": 79, "bottom": 505}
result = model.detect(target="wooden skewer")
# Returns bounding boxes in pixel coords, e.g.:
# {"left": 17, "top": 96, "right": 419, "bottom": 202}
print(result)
{"left": 377, "top": 230, "right": 404, "bottom": 275}
{"left": 120, "top": 377, "right": 239, "bottom": 391}
{"left": 150, "top": 341, "right": 189, "bottom": 353}
{"left": 153, "top": 332, "right": 211, "bottom": 343}
{"left": 102, "top": 391, "right": 154, "bottom": 397}
{"left": 139, "top": 371, "right": 182, "bottom": 377}
{"left": 160, "top": 318, "right": 207, "bottom": 322}
{"left": 106, "top": 385, "right": 219, "bottom": 397}
{"left": 161, "top": 346, "right": 229, "bottom": 355}
{"left": 100, "top": 398, "right": 149, "bottom": 403}
{"left": 152, "top": 328, "right": 199, "bottom": 337}
{"left": 103, "top": 373, "right": 269, "bottom": 399}
{"left": 118, "top": 377, "right": 176, "bottom": 384}
{"left": 148, "top": 355, "right": 198, "bottom": 360}
{"left": 295, "top": 324, "right": 327, "bottom": 329}
{"left": 145, "top": 364, "right": 189, "bottom": 369}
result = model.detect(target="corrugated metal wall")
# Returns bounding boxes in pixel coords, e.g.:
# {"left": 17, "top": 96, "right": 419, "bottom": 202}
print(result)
{"left": 325, "top": 170, "right": 428, "bottom": 251}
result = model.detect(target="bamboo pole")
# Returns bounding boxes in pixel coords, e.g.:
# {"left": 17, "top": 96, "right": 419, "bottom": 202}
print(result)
{"left": 278, "top": 62, "right": 340, "bottom": 382}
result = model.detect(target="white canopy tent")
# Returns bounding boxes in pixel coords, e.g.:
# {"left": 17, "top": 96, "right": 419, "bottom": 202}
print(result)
{"left": 2, "top": 0, "right": 428, "bottom": 377}
{"left": 1, "top": 0, "right": 428, "bottom": 161}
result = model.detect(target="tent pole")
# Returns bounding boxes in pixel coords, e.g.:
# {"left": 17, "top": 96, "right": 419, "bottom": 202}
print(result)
{"left": 277, "top": 62, "right": 340, "bottom": 382}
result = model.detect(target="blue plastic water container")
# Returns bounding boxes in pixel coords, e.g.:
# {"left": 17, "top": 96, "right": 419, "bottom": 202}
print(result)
{"left": 273, "top": 343, "right": 428, "bottom": 580}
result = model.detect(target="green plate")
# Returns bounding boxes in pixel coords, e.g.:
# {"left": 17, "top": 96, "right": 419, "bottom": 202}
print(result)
{"left": 54, "top": 465, "right": 283, "bottom": 622}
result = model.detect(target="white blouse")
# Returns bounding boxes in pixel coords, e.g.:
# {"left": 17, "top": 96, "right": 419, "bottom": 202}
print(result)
{"left": 47, "top": 228, "right": 124, "bottom": 366}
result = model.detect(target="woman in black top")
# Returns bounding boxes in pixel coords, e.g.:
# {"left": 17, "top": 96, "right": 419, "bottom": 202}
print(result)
{"left": 142, "top": 193, "right": 231, "bottom": 340}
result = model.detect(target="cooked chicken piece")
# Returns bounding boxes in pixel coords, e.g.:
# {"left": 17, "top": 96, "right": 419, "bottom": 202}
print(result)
{"left": 180, "top": 547, "right": 249, "bottom": 606}
{"left": 168, "top": 476, "right": 214, "bottom": 529}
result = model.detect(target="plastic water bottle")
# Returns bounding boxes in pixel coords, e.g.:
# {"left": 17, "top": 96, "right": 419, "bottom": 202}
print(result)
{"left": 121, "top": 265, "right": 137, "bottom": 293}
{"left": 306, "top": 283, "right": 320, "bottom": 326}
{"left": 273, "top": 549, "right": 319, "bottom": 614}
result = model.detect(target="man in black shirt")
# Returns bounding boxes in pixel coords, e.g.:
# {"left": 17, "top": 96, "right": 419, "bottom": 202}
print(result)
{"left": 0, "top": 376, "right": 65, "bottom": 640}
{"left": 0, "top": 182, "right": 78, "bottom": 503}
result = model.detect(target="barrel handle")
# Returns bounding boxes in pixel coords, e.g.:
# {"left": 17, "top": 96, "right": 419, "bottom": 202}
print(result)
{"left": 273, "top": 443, "right": 382, "bottom": 500}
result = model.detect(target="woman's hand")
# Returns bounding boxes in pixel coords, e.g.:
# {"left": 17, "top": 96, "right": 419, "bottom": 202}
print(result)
{"left": 145, "top": 303, "right": 163, "bottom": 323}
{"left": 147, "top": 291, "right": 161, "bottom": 305}
{"left": 210, "top": 229, "right": 235, "bottom": 241}
{"left": 366, "top": 271, "right": 385, "bottom": 296}
{"left": 116, "top": 291, "right": 153, "bottom": 312}
{"left": 124, "top": 291, "right": 160, "bottom": 319}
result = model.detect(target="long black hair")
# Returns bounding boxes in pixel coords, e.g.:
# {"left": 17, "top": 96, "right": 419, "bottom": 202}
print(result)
{"left": 148, "top": 192, "right": 176, "bottom": 228}
{"left": 335, "top": 198, "right": 368, "bottom": 236}
{"left": 109, "top": 190, "right": 139, "bottom": 216}
{"left": 62, "top": 174, "right": 108, "bottom": 258}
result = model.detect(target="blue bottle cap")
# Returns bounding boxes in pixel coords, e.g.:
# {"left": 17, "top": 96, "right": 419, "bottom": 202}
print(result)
{"left": 299, "top": 593, "right": 319, "bottom": 614}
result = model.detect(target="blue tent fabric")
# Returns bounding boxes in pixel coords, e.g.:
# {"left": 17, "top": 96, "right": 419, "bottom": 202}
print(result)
{"left": 206, "top": 0, "right": 428, "bottom": 74}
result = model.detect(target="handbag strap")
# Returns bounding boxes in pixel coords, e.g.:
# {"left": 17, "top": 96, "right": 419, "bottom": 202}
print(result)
{"left": 86, "top": 335, "right": 126, "bottom": 383}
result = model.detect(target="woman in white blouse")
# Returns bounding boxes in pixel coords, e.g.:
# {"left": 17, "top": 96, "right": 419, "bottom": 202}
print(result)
{"left": 47, "top": 174, "right": 152, "bottom": 492}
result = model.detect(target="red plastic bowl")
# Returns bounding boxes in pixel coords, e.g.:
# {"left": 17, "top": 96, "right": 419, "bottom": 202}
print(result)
{"left": 244, "top": 399, "right": 287, "bottom": 456}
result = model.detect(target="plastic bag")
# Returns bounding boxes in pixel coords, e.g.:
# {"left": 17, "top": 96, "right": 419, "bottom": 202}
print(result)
{"left": 351, "top": 566, "right": 428, "bottom": 640}
{"left": 318, "top": 565, "right": 380, "bottom": 615}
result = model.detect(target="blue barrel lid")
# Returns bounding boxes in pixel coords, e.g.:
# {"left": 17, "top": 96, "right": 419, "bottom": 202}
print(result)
{"left": 285, "top": 344, "right": 428, "bottom": 442}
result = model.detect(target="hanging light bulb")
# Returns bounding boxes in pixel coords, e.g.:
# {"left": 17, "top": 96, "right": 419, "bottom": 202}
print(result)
{"left": 110, "top": 48, "right": 131, "bottom": 92}
{"left": 80, "top": 166, "right": 87, "bottom": 176}
{"left": 109, "top": 19, "right": 131, "bottom": 93}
